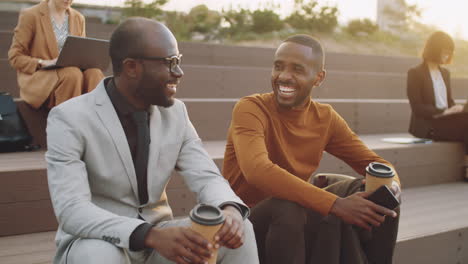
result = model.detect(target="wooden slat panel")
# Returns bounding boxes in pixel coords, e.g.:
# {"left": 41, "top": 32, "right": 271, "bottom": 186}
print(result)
{"left": 184, "top": 101, "right": 237, "bottom": 141}
{"left": 166, "top": 188, "right": 197, "bottom": 217}
{"left": 0, "top": 232, "right": 55, "bottom": 256}
{"left": 0, "top": 12, "right": 19, "bottom": 32}
{"left": 16, "top": 101, "right": 49, "bottom": 148}
{"left": 397, "top": 183, "right": 468, "bottom": 241}
{"left": 394, "top": 228, "right": 467, "bottom": 264}
{"left": 0, "top": 151, "right": 46, "bottom": 173}
{"left": 1, "top": 183, "right": 468, "bottom": 264}
{"left": 0, "top": 32, "right": 13, "bottom": 59}
{"left": 0, "top": 252, "right": 53, "bottom": 264}
{"left": 0, "top": 58, "right": 18, "bottom": 97}
{"left": 0, "top": 169, "right": 49, "bottom": 204}
{"left": 0, "top": 200, "right": 57, "bottom": 236}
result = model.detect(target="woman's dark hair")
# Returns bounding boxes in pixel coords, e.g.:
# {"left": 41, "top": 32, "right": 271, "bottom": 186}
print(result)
{"left": 422, "top": 31, "right": 455, "bottom": 64}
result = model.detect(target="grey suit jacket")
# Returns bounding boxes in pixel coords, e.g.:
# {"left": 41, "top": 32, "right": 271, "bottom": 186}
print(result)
{"left": 46, "top": 78, "right": 245, "bottom": 263}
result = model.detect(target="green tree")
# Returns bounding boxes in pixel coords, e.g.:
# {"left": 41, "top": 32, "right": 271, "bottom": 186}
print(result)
{"left": 346, "top": 18, "right": 379, "bottom": 36}
{"left": 188, "top": 5, "right": 222, "bottom": 34}
{"left": 285, "top": 0, "right": 339, "bottom": 33}
{"left": 162, "top": 11, "right": 192, "bottom": 41}
{"left": 220, "top": 8, "right": 253, "bottom": 38}
{"left": 123, "top": 0, "right": 168, "bottom": 19}
{"left": 251, "top": 9, "right": 283, "bottom": 33}
{"left": 383, "top": 0, "right": 421, "bottom": 32}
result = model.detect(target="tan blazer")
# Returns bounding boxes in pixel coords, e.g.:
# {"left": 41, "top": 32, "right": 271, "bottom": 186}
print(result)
{"left": 8, "top": 0, "right": 85, "bottom": 109}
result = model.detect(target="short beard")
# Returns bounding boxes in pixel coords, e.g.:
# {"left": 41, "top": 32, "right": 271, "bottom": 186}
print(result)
{"left": 135, "top": 84, "right": 173, "bottom": 108}
{"left": 136, "top": 72, "right": 174, "bottom": 108}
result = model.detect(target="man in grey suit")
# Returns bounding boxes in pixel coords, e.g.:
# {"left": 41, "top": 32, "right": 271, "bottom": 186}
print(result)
{"left": 46, "top": 17, "right": 258, "bottom": 264}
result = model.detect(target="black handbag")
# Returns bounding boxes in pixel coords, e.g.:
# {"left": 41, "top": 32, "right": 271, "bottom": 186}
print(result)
{"left": 0, "top": 92, "right": 36, "bottom": 152}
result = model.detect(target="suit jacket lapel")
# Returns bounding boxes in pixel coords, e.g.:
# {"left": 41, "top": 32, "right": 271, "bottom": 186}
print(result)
{"left": 38, "top": 1, "right": 59, "bottom": 58}
{"left": 421, "top": 63, "right": 436, "bottom": 105}
{"left": 68, "top": 8, "right": 81, "bottom": 36}
{"left": 439, "top": 67, "right": 453, "bottom": 106}
{"left": 93, "top": 82, "right": 139, "bottom": 199}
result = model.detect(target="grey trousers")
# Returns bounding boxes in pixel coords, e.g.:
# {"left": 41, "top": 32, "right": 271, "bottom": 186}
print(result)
{"left": 65, "top": 218, "right": 259, "bottom": 264}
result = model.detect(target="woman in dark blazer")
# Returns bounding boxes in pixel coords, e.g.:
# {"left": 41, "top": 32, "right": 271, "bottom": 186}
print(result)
{"left": 407, "top": 31, "right": 468, "bottom": 180}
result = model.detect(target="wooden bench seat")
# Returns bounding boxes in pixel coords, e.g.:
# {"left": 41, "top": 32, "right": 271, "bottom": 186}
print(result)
{"left": 2, "top": 181, "right": 467, "bottom": 264}
{"left": 0, "top": 133, "right": 464, "bottom": 237}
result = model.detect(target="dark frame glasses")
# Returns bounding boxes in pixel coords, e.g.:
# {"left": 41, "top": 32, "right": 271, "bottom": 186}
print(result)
{"left": 132, "top": 54, "right": 182, "bottom": 73}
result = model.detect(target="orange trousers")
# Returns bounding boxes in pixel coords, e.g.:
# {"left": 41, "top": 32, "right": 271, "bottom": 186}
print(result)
{"left": 47, "top": 67, "right": 104, "bottom": 108}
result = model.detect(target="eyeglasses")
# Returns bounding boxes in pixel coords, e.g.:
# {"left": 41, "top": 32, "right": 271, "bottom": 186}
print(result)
{"left": 132, "top": 54, "right": 182, "bottom": 74}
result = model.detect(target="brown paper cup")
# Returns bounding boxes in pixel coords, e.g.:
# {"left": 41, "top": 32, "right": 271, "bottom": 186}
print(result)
{"left": 365, "top": 162, "right": 395, "bottom": 193}
{"left": 189, "top": 204, "right": 225, "bottom": 264}
{"left": 191, "top": 221, "right": 223, "bottom": 264}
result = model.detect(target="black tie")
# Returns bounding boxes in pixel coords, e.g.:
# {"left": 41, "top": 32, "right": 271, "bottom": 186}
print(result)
{"left": 132, "top": 111, "right": 150, "bottom": 204}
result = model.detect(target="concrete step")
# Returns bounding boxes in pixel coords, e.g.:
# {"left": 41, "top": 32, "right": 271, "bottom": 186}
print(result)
{"left": 0, "top": 231, "right": 55, "bottom": 264}
{"left": 2, "top": 182, "right": 467, "bottom": 264}
{"left": 174, "top": 65, "right": 468, "bottom": 100}
{"left": 0, "top": 59, "right": 18, "bottom": 96}
{"left": 0, "top": 16, "right": 115, "bottom": 38}
{"left": 3, "top": 60, "right": 468, "bottom": 100}
{"left": 0, "top": 31, "right": 12, "bottom": 59}
{"left": 178, "top": 41, "right": 421, "bottom": 73}
{"left": 0, "top": 151, "right": 56, "bottom": 237}
{"left": 0, "top": 30, "right": 426, "bottom": 76}
{"left": 0, "top": 23, "right": 114, "bottom": 60}
{"left": 16, "top": 100, "right": 48, "bottom": 148}
{"left": 0, "top": 133, "right": 464, "bottom": 236}
{"left": 12, "top": 95, "right": 413, "bottom": 145}
{"left": 84, "top": 22, "right": 117, "bottom": 39}
{"left": 393, "top": 182, "right": 468, "bottom": 264}
{"left": 0, "top": 11, "right": 20, "bottom": 31}
{"left": 183, "top": 99, "right": 413, "bottom": 141}
{"left": 203, "top": 134, "right": 466, "bottom": 189}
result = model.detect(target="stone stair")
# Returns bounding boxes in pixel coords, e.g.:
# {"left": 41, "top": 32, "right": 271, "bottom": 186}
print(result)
{"left": 0, "top": 10, "right": 467, "bottom": 264}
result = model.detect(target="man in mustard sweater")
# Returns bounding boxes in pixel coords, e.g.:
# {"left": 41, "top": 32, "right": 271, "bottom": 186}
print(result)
{"left": 222, "top": 35, "right": 402, "bottom": 264}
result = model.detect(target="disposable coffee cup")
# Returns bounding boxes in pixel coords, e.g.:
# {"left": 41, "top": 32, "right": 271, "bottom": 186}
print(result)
{"left": 365, "top": 162, "right": 395, "bottom": 193}
{"left": 189, "top": 204, "right": 225, "bottom": 264}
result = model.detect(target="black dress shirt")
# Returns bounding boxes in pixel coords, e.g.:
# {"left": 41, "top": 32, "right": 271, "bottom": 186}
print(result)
{"left": 105, "top": 78, "right": 153, "bottom": 251}
{"left": 105, "top": 78, "right": 248, "bottom": 251}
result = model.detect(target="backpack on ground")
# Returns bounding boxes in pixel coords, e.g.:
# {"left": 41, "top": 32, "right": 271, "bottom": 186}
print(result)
{"left": 0, "top": 92, "right": 36, "bottom": 152}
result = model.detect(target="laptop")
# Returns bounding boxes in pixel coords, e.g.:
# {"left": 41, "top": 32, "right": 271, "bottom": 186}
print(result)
{"left": 43, "top": 36, "right": 110, "bottom": 71}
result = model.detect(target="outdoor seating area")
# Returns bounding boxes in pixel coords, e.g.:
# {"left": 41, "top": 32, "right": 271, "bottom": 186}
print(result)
{"left": 1, "top": 10, "right": 468, "bottom": 264}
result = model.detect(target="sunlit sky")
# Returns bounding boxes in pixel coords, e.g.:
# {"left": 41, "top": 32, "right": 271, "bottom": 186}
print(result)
{"left": 75, "top": 0, "right": 468, "bottom": 40}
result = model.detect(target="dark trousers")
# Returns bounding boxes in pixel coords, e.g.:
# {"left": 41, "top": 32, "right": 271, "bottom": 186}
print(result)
{"left": 431, "top": 112, "right": 468, "bottom": 154}
{"left": 249, "top": 179, "right": 400, "bottom": 264}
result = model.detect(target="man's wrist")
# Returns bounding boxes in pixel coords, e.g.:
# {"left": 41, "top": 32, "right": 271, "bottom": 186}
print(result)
{"left": 143, "top": 226, "right": 159, "bottom": 249}
{"left": 329, "top": 197, "right": 341, "bottom": 216}
{"left": 130, "top": 223, "right": 155, "bottom": 251}
{"left": 223, "top": 205, "right": 242, "bottom": 217}
{"left": 219, "top": 201, "right": 250, "bottom": 219}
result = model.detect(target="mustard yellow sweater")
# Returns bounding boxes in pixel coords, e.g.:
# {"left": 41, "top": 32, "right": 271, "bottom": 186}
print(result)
{"left": 223, "top": 93, "right": 399, "bottom": 216}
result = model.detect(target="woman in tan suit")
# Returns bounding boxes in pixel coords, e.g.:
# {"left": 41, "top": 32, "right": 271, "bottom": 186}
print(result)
{"left": 8, "top": 0, "right": 104, "bottom": 109}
